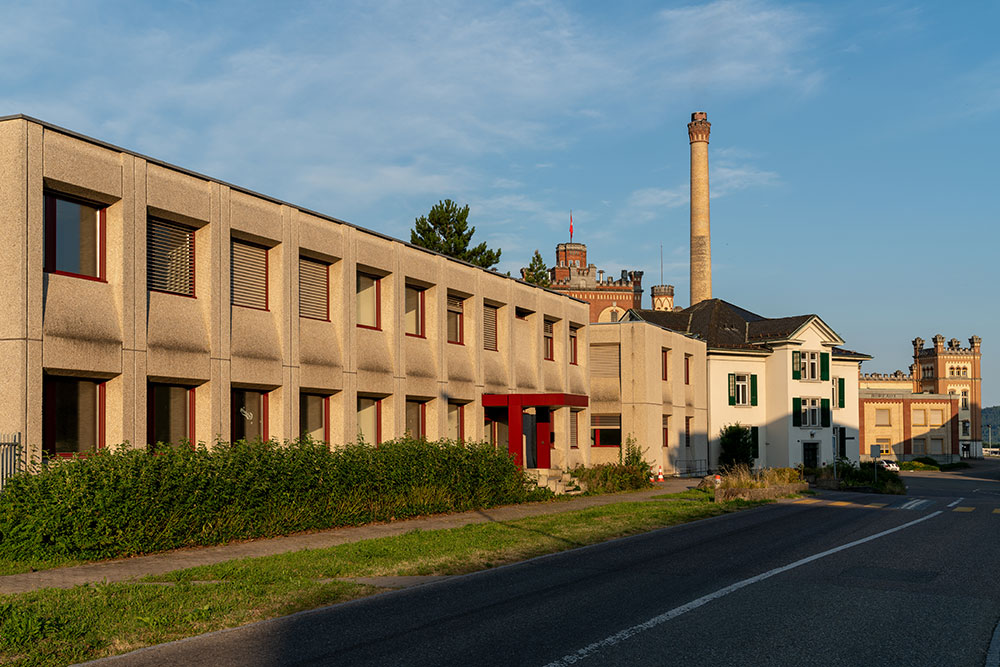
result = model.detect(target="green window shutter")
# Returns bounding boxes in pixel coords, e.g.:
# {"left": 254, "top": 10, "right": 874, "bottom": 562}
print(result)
{"left": 728, "top": 374, "right": 735, "bottom": 406}
{"left": 821, "top": 398, "right": 831, "bottom": 427}
{"left": 838, "top": 377, "right": 845, "bottom": 409}
{"left": 821, "top": 353, "right": 830, "bottom": 381}
{"left": 750, "top": 374, "right": 758, "bottom": 406}
{"left": 751, "top": 426, "right": 759, "bottom": 458}
{"left": 792, "top": 351, "right": 801, "bottom": 380}
{"left": 792, "top": 397, "right": 802, "bottom": 427}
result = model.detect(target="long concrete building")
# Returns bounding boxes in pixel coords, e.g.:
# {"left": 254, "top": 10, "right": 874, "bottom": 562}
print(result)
{"left": 0, "top": 115, "right": 604, "bottom": 470}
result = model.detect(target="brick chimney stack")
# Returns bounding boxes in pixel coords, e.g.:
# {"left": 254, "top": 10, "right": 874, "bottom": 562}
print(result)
{"left": 688, "top": 111, "right": 712, "bottom": 307}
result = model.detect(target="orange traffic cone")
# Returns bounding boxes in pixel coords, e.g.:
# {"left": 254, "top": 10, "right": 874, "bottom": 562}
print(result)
{"left": 657, "top": 466, "right": 664, "bottom": 482}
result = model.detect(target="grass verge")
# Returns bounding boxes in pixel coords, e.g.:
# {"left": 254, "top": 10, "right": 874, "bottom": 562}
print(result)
{"left": 0, "top": 495, "right": 766, "bottom": 665}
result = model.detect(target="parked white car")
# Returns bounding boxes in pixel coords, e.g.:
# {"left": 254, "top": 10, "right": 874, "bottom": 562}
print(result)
{"left": 878, "top": 460, "right": 900, "bottom": 472}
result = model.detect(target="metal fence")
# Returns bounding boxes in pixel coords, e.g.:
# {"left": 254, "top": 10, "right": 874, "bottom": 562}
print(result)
{"left": 672, "top": 458, "right": 708, "bottom": 477}
{"left": 0, "top": 433, "right": 21, "bottom": 491}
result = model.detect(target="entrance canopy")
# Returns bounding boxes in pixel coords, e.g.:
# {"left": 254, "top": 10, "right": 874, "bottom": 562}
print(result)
{"left": 482, "top": 393, "right": 588, "bottom": 468}
{"left": 482, "top": 393, "right": 589, "bottom": 408}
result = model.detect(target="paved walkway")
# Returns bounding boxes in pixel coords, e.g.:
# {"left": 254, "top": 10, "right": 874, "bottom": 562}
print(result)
{"left": 0, "top": 478, "right": 695, "bottom": 595}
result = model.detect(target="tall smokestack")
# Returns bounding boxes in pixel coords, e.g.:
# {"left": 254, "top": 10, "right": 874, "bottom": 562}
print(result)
{"left": 688, "top": 111, "right": 711, "bottom": 306}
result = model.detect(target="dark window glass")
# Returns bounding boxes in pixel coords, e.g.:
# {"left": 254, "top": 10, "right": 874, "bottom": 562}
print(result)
{"left": 148, "top": 384, "right": 190, "bottom": 448}
{"left": 43, "top": 376, "right": 102, "bottom": 455}
{"left": 45, "top": 195, "right": 103, "bottom": 278}
{"left": 232, "top": 389, "right": 265, "bottom": 441}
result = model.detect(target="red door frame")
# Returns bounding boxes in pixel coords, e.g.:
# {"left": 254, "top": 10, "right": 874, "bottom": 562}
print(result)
{"left": 481, "top": 393, "right": 588, "bottom": 468}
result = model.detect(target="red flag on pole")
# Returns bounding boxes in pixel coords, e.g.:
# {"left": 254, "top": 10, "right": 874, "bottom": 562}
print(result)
{"left": 570, "top": 211, "right": 573, "bottom": 242}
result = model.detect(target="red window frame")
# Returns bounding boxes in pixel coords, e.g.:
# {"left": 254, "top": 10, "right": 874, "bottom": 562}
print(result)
{"left": 449, "top": 402, "right": 465, "bottom": 440}
{"left": 569, "top": 329, "right": 578, "bottom": 365}
{"left": 42, "top": 377, "right": 106, "bottom": 458}
{"left": 44, "top": 193, "right": 107, "bottom": 282}
{"left": 447, "top": 295, "right": 465, "bottom": 345}
{"left": 357, "top": 272, "right": 382, "bottom": 331}
{"left": 404, "top": 285, "right": 426, "bottom": 338}
{"left": 543, "top": 321, "right": 554, "bottom": 361}
{"left": 684, "top": 354, "right": 691, "bottom": 385}
{"left": 662, "top": 349, "right": 669, "bottom": 381}
{"left": 146, "top": 383, "right": 196, "bottom": 449}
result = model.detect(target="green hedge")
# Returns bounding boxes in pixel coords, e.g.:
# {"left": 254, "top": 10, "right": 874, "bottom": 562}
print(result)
{"left": 0, "top": 437, "right": 547, "bottom": 562}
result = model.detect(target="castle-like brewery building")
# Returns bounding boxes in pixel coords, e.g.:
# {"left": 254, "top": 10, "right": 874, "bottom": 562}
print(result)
{"left": 859, "top": 335, "right": 983, "bottom": 461}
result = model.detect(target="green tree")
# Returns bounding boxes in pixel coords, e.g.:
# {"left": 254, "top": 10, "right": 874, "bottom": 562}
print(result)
{"left": 718, "top": 423, "right": 754, "bottom": 471}
{"left": 521, "top": 249, "right": 550, "bottom": 286}
{"left": 410, "top": 199, "right": 501, "bottom": 269}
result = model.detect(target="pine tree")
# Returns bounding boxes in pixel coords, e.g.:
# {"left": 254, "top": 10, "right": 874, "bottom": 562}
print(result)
{"left": 521, "top": 250, "right": 550, "bottom": 287}
{"left": 410, "top": 199, "right": 501, "bottom": 269}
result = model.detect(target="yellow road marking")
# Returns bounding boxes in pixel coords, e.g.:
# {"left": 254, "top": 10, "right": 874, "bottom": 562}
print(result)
{"left": 953, "top": 507, "right": 975, "bottom": 513}
{"left": 795, "top": 499, "right": 821, "bottom": 504}
{"left": 993, "top": 509, "right": 1000, "bottom": 514}
{"left": 866, "top": 503, "right": 887, "bottom": 508}
{"left": 829, "top": 501, "right": 851, "bottom": 506}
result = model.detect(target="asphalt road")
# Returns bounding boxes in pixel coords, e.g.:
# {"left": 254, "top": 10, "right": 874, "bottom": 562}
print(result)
{"left": 88, "top": 462, "right": 1000, "bottom": 667}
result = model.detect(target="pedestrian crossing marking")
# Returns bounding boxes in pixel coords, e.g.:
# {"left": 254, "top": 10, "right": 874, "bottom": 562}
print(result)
{"left": 953, "top": 507, "right": 975, "bottom": 513}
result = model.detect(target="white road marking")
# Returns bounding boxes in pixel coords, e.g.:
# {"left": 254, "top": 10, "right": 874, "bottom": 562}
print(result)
{"left": 947, "top": 498, "right": 964, "bottom": 508}
{"left": 543, "top": 511, "right": 943, "bottom": 667}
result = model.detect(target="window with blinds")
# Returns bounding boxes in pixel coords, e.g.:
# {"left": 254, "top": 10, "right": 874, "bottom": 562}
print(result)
{"left": 569, "top": 326, "right": 579, "bottom": 365}
{"left": 543, "top": 319, "right": 554, "bottom": 360}
{"left": 483, "top": 303, "right": 498, "bottom": 351}
{"left": 231, "top": 240, "right": 268, "bottom": 310}
{"left": 447, "top": 293, "right": 464, "bottom": 344}
{"left": 591, "top": 414, "right": 621, "bottom": 447}
{"left": 148, "top": 218, "right": 194, "bottom": 296}
{"left": 590, "top": 344, "right": 620, "bottom": 378}
{"left": 299, "top": 257, "right": 329, "bottom": 320}
{"left": 569, "top": 409, "right": 580, "bottom": 447}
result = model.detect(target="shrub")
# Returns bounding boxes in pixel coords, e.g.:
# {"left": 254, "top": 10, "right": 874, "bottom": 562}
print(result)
{"left": 575, "top": 436, "right": 653, "bottom": 493}
{"left": 913, "top": 456, "right": 940, "bottom": 466}
{"left": 573, "top": 463, "right": 651, "bottom": 493}
{"left": 900, "top": 461, "right": 938, "bottom": 471}
{"left": 0, "top": 437, "right": 543, "bottom": 562}
{"left": 718, "top": 424, "right": 754, "bottom": 471}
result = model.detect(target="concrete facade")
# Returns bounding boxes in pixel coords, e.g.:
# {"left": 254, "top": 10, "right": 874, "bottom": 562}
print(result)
{"left": 0, "top": 115, "right": 591, "bottom": 469}
{"left": 587, "top": 321, "right": 708, "bottom": 475}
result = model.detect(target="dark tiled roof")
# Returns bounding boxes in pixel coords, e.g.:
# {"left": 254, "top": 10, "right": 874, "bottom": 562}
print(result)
{"left": 831, "top": 346, "right": 873, "bottom": 360}
{"left": 628, "top": 299, "right": 815, "bottom": 352}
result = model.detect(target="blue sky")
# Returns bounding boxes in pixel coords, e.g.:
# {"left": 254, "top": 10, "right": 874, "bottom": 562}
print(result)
{"left": 4, "top": 0, "right": 998, "bottom": 404}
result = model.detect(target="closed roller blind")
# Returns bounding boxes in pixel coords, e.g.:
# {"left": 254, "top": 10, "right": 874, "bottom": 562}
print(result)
{"left": 148, "top": 218, "right": 194, "bottom": 296}
{"left": 590, "top": 344, "right": 620, "bottom": 378}
{"left": 543, "top": 320, "right": 554, "bottom": 335}
{"left": 591, "top": 414, "right": 621, "bottom": 428}
{"left": 299, "top": 257, "right": 328, "bottom": 320}
{"left": 231, "top": 240, "right": 268, "bottom": 309}
{"left": 484, "top": 304, "right": 498, "bottom": 350}
{"left": 569, "top": 410, "right": 578, "bottom": 446}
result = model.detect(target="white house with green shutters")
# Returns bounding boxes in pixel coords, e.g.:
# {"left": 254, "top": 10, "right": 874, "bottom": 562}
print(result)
{"left": 624, "top": 299, "right": 870, "bottom": 470}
